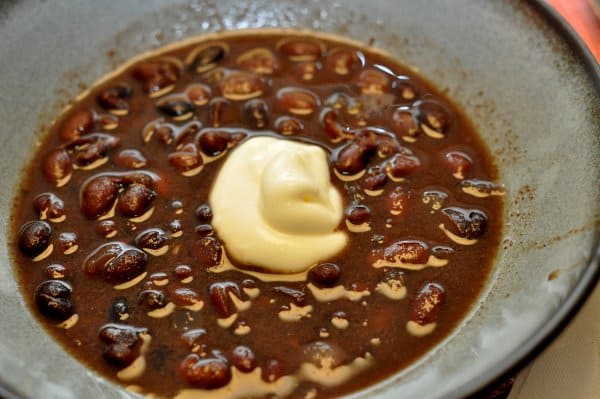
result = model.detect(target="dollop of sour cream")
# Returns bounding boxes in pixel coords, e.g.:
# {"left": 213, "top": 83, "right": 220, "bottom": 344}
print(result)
{"left": 210, "top": 136, "right": 347, "bottom": 273}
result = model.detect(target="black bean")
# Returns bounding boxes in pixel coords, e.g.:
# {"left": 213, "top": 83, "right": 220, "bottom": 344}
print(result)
{"left": 345, "top": 204, "right": 371, "bottom": 225}
{"left": 83, "top": 242, "right": 147, "bottom": 284}
{"left": 99, "top": 323, "right": 144, "bottom": 345}
{"left": 169, "top": 219, "right": 183, "bottom": 236}
{"left": 97, "top": 113, "right": 119, "bottom": 130}
{"left": 326, "top": 48, "right": 360, "bottom": 75}
{"left": 149, "top": 272, "right": 169, "bottom": 285}
{"left": 422, "top": 189, "right": 448, "bottom": 209}
{"left": 110, "top": 297, "right": 130, "bottom": 321}
{"left": 172, "top": 287, "right": 200, "bottom": 306}
{"left": 237, "top": 47, "right": 279, "bottom": 74}
{"left": 385, "top": 149, "right": 421, "bottom": 178}
{"left": 277, "top": 38, "right": 323, "bottom": 61}
{"left": 459, "top": 179, "right": 505, "bottom": 196}
{"left": 105, "top": 248, "right": 148, "bottom": 283}
{"left": 188, "top": 45, "right": 227, "bottom": 72}
{"left": 276, "top": 87, "right": 319, "bottom": 116}
{"left": 373, "top": 240, "right": 429, "bottom": 265}
{"left": 195, "top": 224, "right": 213, "bottom": 237}
{"left": 181, "top": 328, "right": 207, "bottom": 349}
{"left": 392, "top": 78, "right": 419, "bottom": 102}
{"left": 83, "top": 242, "right": 124, "bottom": 275}
{"left": 219, "top": 72, "right": 264, "bottom": 101}
{"left": 244, "top": 99, "right": 269, "bottom": 128}
{"left": 334, "top": 139, "right": 376, "bottom": 176}
{"left": 192, "top": 236, "right": 222, "bottom": 268}
{"left": 209, "top": 281, "right": 241, "bottom": 318}
{"left": 230, "top": 345, "right": 256, "bottom": 372}
{"left": 117, "top": 184, "right": 157, "bottom": 218}
{"left": 103, "top": 343, "right": 139, "bottom": 367}
{"left": 133, "top": 60, "right": 181, "bottom": 95}
{"left": 179, "top": 354, "right": 231, "bottom": 389}
{"left": 198, "top": 130, "right": 230, "bottom": 157}
{"left": 275, "top": 116, "right": 303, "bottom": 136}
{"left": 97, "top": 83, "right": 131, "bottom": 114}
{"left": 120, "top": 172, "right": 155, "bottom": 189}
{"left": 176, "top": 123, "right": 201, "bottom": 146}
{"left": 168, "top": 143, "right": 203, "bottom": 173}
{"left": 442, "top": 207, "right": 487, "bottom": 239}
{"left": 59, "top": 109, "right": 94, "bottom": 142}
{"left": 195, "top": 204, "right": 212, "bottom": 223}
{"left": 115, "top": 149, "right": 147, "bottom": 169}
{"left": 57, "top": 232, "right": 78, "bottom": 253}
{"left": 321, "top": 109, "right": 346, "bottom": 141}
{"left": 186, "top": 83, "right": 212, "bottom": 105}
{"left": 80, "top": 175, "right": 119, "bottom": 219}
{"left": 97, "top": 220, "right": 117, "bottom": 237}
{"left": 363, "top": 166, "right": 387, "bottom": 192}
{"left": 391, "top": 109, "right": 418, "bottom": 138}
{"left": 302, "top": 341, "right": 347, "bottom": 368}
{"left": 33, "top": 192, "right": 65, "bottom": 221}
{"left": 418, "top": 100, "right": 452, "bottom": 134}
{"left": 18, "top": 221, "right": 52, "bottom": 257}
{"left": 410, "top": 282, "right": 446, "bottom": 325}
{"left": 376, "top": 134, "right": 401, "bottom": 157}
{"left": 44, "top": 264, "right": 68, "bottom": 279}
{"left": 357, "top": 69, "right": 390, "bottom": 95}
{"left": 42, "top": 148, "right": 72, "bottom": 185}
{"left": 386, "top": 186, "right": 410, "bottom": 216}
{"left": 381, "top": 268, "right": 405, "bottom": 286}
{"left": 271, "top": 286, "right": 307, "bottom": 305}
{"left": 138, "top": 289, "right": 166, "bottom": 310}
{"left": 34, "top": 280, "right": 74, "bottom": 322}
{"left": 308, "top": 263, "right": 341, "bottom": 286}
{"left": 174, "top": 264, "right": 193, "bottom": 281}
{"left": 208, "top": 97, "right": 233, "bottom": 127}
{"left": 294, "top": 61, "right": 320, "bottom": 80}
{"left": 69, "top": 133, "right": 121, "bottom": 168}
{"left": 135, "top": 228, "right": 170, "bottom": 252}
{"left": 142, "top": 123, "right": 174, "bottom": 145}
{"left": 241, "top": 279, "right": 257, "bottom": 290}
{"left": 98, "top": 324, "right": 145, "bottom": 367}
{"left": 157, "top": 99, "right": 195, "bottom": 119}
{"left": 432, "top": 245, "right": 454, "bottom": 256}
{"left": 261, "top": 359, "right": 286, "bottom": 382}
{"left": 171, "top": 200, "right": 183, "bottom": 212}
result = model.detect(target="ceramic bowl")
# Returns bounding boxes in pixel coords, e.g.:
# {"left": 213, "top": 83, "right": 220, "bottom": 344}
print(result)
{"left": 0, "top": 1, "right": 598, "bottom": 398}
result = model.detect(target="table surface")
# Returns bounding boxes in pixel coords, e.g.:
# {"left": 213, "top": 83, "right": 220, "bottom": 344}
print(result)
{"left": 547, "top": 0, "right": 600, "bottom": 60}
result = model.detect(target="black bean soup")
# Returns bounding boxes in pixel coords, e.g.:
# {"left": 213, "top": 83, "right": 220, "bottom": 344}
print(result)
{"left": 11, "top": 30, "right": 505, "bottom": 398}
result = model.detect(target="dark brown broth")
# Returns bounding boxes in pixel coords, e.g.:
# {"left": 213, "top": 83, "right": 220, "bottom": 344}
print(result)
{"left": 11, "top": 31, "right": 503, "bottom": 398}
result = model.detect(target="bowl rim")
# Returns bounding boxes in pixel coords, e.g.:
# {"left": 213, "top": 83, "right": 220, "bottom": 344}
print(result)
{"left": 456, "top": 243, "right": 600, "bottom": 398}
{"left": 0, "top": 383, "right": 19, "bottom": 399}
{"left": 0, "top": 1, "right": 598, "bottom": 398}
{"left": 447, "top": 1, "right": 600, "bottom": 396}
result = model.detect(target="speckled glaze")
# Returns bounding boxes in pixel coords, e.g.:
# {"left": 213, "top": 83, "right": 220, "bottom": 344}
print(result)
{"left": 0, "top": 1, "right": 598, "bottom": 399}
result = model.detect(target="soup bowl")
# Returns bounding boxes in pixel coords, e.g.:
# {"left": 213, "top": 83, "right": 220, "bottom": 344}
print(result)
{"left": 0, "top": 1, "right": 598, "bottom": 398}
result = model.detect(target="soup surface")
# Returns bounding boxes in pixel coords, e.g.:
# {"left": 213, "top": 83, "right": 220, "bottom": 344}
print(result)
{"left": 11, "top": 30, "right": 504, "bottom": 398}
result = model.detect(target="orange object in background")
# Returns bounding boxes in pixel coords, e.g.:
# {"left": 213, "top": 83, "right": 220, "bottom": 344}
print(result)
{"left": 547, "top": 0, "right": 600, "bottom": 61}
